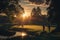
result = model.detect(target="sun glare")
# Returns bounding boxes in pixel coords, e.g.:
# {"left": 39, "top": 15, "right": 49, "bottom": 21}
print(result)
{"left": 22, "top": 12, "right": 30, "bottom": 19}
{"left": 21, "top": 32, "right": 27, "bottom": 37}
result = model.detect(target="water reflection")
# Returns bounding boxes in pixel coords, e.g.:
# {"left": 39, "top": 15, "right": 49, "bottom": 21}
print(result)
{"left": 0, "top": 25, "right": 56, "bottom": 40}
{"left": 12, "top": 25, "right": 56, "bottom": 32}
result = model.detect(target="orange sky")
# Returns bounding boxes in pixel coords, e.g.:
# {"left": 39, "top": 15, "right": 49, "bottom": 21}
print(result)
{"left": 19, "top": 0, "right": 51, "bottom": 16}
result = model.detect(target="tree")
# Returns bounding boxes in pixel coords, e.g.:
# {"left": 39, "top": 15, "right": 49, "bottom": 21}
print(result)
{"left": 31, "top": 7, "right": 37, "bottom": 17}
{"left": 0, "top": 0, "right": 24, "bottom": 23}
{"left": 31, "top": 7, "right": 41, "bottom": 17}
{"left": 0, "top": 0, "right": 24, "bottom": 16}
{"left": 0, "top": 0, "right": 9, "bottom": 13}
{"left": 36, "top": 7, "right": 41, "bottom": 16}
{"left": 47, "top": 0, "right": 60, "bottom": 32}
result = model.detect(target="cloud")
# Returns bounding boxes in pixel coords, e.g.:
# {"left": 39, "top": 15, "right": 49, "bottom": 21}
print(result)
{"left": 28, "top": 0, "right": 44, "bottom": 4}
{"left": 28, "top": 0, "right": 51, "bottom": 5}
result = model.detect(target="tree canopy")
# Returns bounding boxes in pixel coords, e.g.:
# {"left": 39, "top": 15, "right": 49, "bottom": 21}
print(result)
{"left": 47, "top": 0, "right": 60, "bottom": 32}
{"left": 31, "top": 7, "right": 41, "bottom": 17}
{"left": 0, "top": 0, "right": 24, "bottom": 16}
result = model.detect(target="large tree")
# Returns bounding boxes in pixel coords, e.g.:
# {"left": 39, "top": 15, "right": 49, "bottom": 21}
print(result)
{"left": 48, "top": 0, "right": 60, "bottom": 32}
{"left": 0, "top": 0, "right": 24, "bottom": 16}
{"left": 0, "top": 0, "right": 24, "bottom": 23}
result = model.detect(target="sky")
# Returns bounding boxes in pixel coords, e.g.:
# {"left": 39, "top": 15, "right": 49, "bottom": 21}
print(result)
{"left": 19, "top": 0, "right": 51, "bottom": 15}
